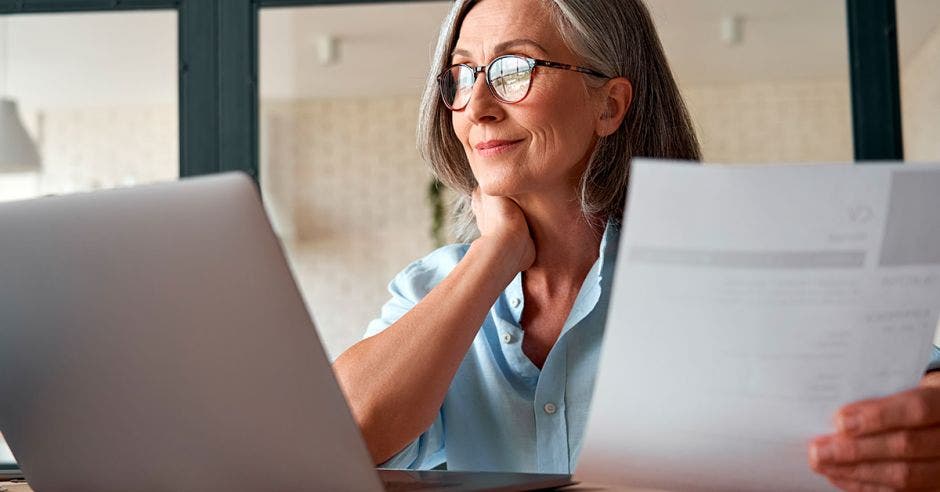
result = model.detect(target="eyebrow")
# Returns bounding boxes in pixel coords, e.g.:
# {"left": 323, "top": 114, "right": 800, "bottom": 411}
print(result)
{"left": 451, "top": 38, "right": 549, "bottom": 60}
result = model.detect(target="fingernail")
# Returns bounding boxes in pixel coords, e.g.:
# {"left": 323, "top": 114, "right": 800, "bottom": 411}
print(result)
{"left": 812, "top": 442, "right": 834, "bottom": 464}
{"left": 837, "top": 413, "right": 860, "bottom": 434}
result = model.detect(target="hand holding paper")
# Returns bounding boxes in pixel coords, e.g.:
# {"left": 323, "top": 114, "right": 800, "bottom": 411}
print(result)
{"left": 577, "top": 160, "right": 940, "bottom": 491}
{"left": 810, "top": 372, "right": 940, "bottom": 490}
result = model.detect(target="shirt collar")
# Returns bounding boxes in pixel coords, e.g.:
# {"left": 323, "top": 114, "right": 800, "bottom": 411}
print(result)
{"left": 503, "top": 219, "right": 621, "bottom": 329}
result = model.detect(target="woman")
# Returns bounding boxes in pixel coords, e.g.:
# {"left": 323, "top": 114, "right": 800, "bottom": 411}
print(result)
{"left": 334, "top": 0, "right": 940, "bottom": 490}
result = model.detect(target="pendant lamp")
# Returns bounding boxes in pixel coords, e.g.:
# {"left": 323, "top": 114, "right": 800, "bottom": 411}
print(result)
{"left": 0, "top": 17, "right": 41, "bottom": 174}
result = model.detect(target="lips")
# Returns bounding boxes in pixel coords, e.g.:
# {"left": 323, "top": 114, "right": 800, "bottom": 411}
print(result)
{"left": 474, "top": 139, "right": 524, "bottom": 157}
{"left": 475, "top": 139, "right": 522, "bottom": 150}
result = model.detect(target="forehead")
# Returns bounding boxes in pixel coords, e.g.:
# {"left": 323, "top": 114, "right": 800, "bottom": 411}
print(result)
{"left": 455, "top": 0, "right": 565, "bottom": 55}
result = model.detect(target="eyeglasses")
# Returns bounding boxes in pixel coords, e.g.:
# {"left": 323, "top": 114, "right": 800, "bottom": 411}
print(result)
{"left": 437, "top": 54, "right": 610, "bottom": 111}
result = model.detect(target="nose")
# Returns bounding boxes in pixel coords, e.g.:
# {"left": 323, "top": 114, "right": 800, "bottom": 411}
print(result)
{"left": 463, "top": 70, "right": 504, "bottom": 124}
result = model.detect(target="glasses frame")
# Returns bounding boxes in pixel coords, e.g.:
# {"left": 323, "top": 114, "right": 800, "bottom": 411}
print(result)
{"left": 437, "top": 54, "right": 611, "bottom": 111}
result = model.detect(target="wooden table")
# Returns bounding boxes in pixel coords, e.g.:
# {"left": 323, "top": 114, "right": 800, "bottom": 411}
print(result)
{"left": 0, "top": 483, "right": 31, "bottom": 492}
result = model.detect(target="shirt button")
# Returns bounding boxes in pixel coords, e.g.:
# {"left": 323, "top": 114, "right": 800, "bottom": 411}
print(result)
{"left": 502, "top": 333, "right": 512, "bottom": 343}
{"left": 544, "top": 403, "right": 557, "bottom": 415}
{"left": 511, "top": 298, "right": 521, "bottom": 308}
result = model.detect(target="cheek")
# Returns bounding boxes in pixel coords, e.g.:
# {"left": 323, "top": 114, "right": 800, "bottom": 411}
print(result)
{"left": 522, "top": 87, "right": 596, "bottom": 166}
{"left": 451, "top": 113, "right": 467, "bottom": 141}
{"left": 451, "top": 114, "right": 473, "bottom": 153}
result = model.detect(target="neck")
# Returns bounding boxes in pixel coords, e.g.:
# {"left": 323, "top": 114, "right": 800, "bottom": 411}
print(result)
{"left": 511, "top": 188, "right": 604, "bottom": 291}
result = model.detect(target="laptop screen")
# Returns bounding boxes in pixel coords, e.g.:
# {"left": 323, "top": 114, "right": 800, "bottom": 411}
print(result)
{"left": 0, "top": 433, "right": 17, "bottom": 471}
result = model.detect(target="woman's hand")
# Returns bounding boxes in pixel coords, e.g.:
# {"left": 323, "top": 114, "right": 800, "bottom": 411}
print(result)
{"left": 470, "top": 188, "right": 535, "bottom": 273}
{"left": 809, "top": 372, "right": 940, "bottom": 491}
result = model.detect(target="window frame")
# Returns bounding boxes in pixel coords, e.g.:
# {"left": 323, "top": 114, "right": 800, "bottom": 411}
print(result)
{"left": 0, "top": 0, "right": 906, "bottom": 192}
{"left": 0, "top": 0, "right": 913, "bottom": 476}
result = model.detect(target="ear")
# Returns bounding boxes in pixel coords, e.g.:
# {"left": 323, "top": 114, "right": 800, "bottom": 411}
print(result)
{"left": 595, "top": 77, "right": 633, "bottom": 138}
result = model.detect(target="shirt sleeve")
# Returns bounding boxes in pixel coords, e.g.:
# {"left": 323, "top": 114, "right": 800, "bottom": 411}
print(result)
{"left": 927, "top": 345, "right": 940, "bottom": 373}
{"left": 362, "top": 245, "right": 468, "bottom": 469}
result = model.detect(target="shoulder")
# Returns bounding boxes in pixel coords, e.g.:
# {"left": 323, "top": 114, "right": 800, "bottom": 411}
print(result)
{"left": 388, "top": 243, "right": 471, "bottom": 302}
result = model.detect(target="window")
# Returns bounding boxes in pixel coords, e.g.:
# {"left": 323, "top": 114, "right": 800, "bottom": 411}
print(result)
{"left": 897, "top": 0, "right": 940, "bottom": 162}
{"left": 259, "top": 2, "right": 452, "bottom": 359}
{"left": 651, "top": 0, "right": 853, "bottom": 163}
{"left": 0, "top": 12, "right": 177, "bottom": 202}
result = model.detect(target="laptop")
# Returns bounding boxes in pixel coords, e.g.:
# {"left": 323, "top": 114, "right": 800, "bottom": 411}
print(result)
{"left": 0, "top": 173, "right": 573, "bottom": 492}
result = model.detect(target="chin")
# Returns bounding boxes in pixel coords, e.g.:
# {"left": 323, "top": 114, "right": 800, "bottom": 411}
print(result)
{"left": 471, "top": 163, "right": 530, "bottom": 196}
{"left": 475, "top": 176, "right": 528, "bottom": 197}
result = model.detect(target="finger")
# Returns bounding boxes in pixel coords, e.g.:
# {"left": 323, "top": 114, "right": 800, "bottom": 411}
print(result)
{"left": 836, "top": 386, "right": 940, "bottom": 436}
{"left": 827, "top": 477, "right": 893, "bottom": 492}
{"left": 921, "top": 371, "right": 940, "bottom": 388}
{"left": 811, "top": 427, "right": 940, "bottom": 465}
{"left": 818, "top": 460, "right": 940, "bottom": 490}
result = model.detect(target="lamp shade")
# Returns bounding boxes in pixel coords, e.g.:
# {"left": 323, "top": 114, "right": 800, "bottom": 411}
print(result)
{"left": 0, "top": 98, "right": 41, "bottom": 173}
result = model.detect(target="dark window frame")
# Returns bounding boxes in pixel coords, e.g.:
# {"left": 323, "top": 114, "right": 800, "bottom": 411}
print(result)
{"left": 0, "top": 0, "right": 913, "bottom": 476}
{"left": 847, "top": 0, "right": 903, "bottom": 161}
{"left": 0, "top": 0, "right": 904, "bottom": 182}
{"left": 0, "top": 0, "right": 439, "bottom": 185}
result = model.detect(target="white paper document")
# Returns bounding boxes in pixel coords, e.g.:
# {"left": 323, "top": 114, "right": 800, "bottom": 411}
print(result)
{"left": 578, "top": 160, "right": 940, "bottom": 491}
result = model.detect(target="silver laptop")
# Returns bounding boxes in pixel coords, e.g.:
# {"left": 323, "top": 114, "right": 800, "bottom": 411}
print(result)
{"left": 0, "top": 174, "right": 572, "bottom": 492}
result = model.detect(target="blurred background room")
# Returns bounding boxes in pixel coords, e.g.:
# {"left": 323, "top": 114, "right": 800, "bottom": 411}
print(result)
{"left": 1, "top": 0, "right": 938, "bottom": 458}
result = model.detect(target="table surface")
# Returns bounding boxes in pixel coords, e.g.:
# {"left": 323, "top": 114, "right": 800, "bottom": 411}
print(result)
{"left": 1, "top": 481, "right": 668, "bottom": 492}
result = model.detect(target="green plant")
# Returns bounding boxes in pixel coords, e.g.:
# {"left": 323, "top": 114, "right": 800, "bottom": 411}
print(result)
{"left": 427, "top": 177, "right": 446, "bottom": 247}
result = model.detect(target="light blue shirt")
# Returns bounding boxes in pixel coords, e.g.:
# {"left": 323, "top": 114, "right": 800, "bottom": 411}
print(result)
{"left": 364, "top": 221, "right": 940, "bottom": 474}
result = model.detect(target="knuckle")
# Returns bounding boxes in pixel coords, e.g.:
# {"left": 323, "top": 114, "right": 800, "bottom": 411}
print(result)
{"left": 867, "top": 407, "right": 887, "bottom": 430}
{"left": 841, "top": 463, "right": 861, "bottom": 479}
{"left": 907, "top": 394, "right": 929, "bottom": 423}
{"left": 889, "top": 462, "right": 912, "bottom": 489}
{"left": 890, "top": 431, "right": 917, "bottom": 457}
{"left": 844, "top": 481, "right": 865, "bottom": 492}
{"left": 836, "top": 440, "right": 858, "bottom": 461}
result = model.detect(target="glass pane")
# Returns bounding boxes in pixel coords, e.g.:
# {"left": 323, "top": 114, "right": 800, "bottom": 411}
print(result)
{"left": 0, "top": 432, "right": 12, "bottom": 466}
{"left": 0, "top": 9, "right": 177, "bottom": 466}
{"left": 260, "top": 3, "right": 452, "bottom": 359}
{"left": 0, "top": 11, "right": 177, "bottom": 203}
{"left": 896, "top": 0, "right": 940, "bottom": 345}
{"left": 897, "top": 0, "right": 940, "bottom": 163}
{"left": 650, "top": 0, "right": 853, "bottom": 163}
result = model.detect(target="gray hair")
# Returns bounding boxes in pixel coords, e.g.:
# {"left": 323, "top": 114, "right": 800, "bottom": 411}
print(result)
{"left": 417, "top": 0, "right": 701, "bottom": 242}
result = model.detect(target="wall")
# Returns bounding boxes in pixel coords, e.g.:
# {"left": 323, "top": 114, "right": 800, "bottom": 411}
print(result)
{"left": 902, "top": 24, "right": 940, "bottom": 162}
{"left": 261, "top": 97, "right": 437, "bottom": 359}
{"left": 255, "top": 78, "right": 858, "bottom": 359}
{"left": 33, "top": 105, "right": 177, "bottom": 194}
{"left": 13, "top": 73, "right": 934, "bottom": 357}
{"left": 685, "top": 80, "right": 854, "bottom": 163}
{"left": 3, "top": 7, "right": 938, "bottom": 358}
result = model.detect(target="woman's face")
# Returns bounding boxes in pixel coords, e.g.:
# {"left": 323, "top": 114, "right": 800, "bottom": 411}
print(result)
{"left": 451, "top": 0, "right": 601, "bottom": 200}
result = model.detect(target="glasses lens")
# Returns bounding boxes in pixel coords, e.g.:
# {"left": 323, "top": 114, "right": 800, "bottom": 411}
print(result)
{"left": 488, "top": 56, "right": 532, "bottom": 103}
{"left": 440, "top": 65, "right": 475, "bottom": 109}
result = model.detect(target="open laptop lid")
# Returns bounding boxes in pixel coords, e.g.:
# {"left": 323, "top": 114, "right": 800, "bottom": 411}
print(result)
{"left": 0, "top": 174, "right": 383, "bottom": 492}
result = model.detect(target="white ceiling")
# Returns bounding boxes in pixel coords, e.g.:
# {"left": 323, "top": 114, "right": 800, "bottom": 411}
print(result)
{"left": 651, "top": 0, "right": 940, "bottom": 85}
{"left": 2, "top": 0, "right": 939, "bottom": 107}
{"left": 259, "top": 2, "right": 454, "bottom": 99}
{"left": 2, "top": 11, "right": 177, "bottom": 108}
{"left": 259, "top": 0, "right": 940, "bottom": 98}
